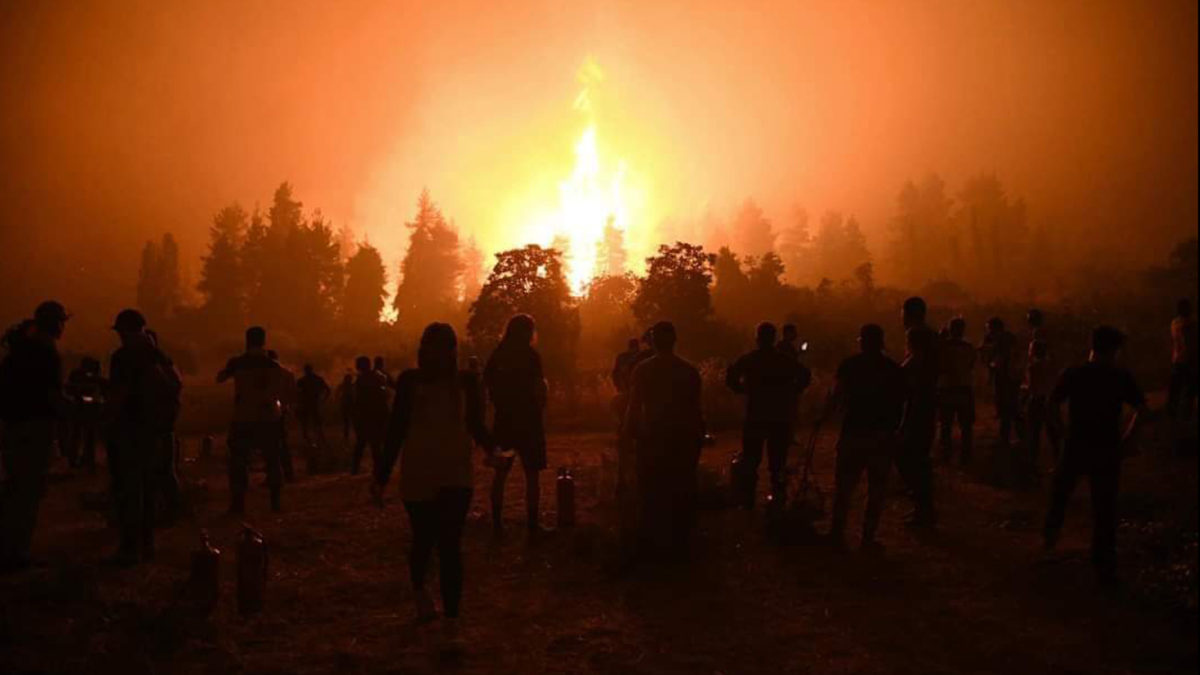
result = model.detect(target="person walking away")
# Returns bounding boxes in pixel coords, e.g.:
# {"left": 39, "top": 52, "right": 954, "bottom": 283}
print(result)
{"left": 105, "top": 310, "right": 182, "bottom": 565}
{"left": 725, "top": 322, "right": 812, "bottom": 508}
{"left": 1023, "top": 339, "right": 1058, "bottom": 482}
{"left": 351, "top": 356, "right": 389, "bottom": 475}
{"left": 483, "top": 314, "right": 550, "bottom": 537}
{"left": 268, "top": 350, "right": 297, "bottom": 482}
{"left": 372, "top": 323, "right": 494, "bottom": 641}
{"left": 296, "top": 364, "right": 331, "bottom": 451}
{"left": 217, "top": 326, "right": 288, "bottom": 513}
{"left": 898, "top": 297, "right": 940, "bottom": 529}
{"left": 622, "top": 321, "right": 704, "bottom": 561}
{"left": 1044, "top": 326, "right": 1149, "bottom": 586}
{"left": 337, "top": 373, "right": 355, "bottom": 442}
{"left": 981, "top": 317, "right": 1020, "bottom": 446}
{"left": 938, "top": 318, "right": 976, "bottom": 465}
{"left": 0, "top": 302, "right": 69, "bottom": 573}
{"left": 1168, "top": 298, "right": 1197, "bottom": 422}
{"left": 824, "top": 324, "right": 906, "bottom": 553}
{"left": 65, "top": 356, "right": 107, "bottom": 472}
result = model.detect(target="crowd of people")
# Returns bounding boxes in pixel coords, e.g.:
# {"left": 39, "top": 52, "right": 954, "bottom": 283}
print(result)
{"left": 0, "top": 295, "right": 1195, "bottom": 635}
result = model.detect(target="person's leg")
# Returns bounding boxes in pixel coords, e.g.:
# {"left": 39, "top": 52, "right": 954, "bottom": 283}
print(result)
{"left": 82, "top": 423, "right": 97, "bottom": 473}
{"left": 140, "top": 435, "right": 158, "bottom": 558}
{"left": 830, "top": 442, "right": 863, "bottom": 543}
{"left": 157, "top": 433, "right": 181, "bottom": 525}
{"left": 862, "top": 451, "right": 892, "bottom": 545}
{"left": 961, "top": 388, "right": 976, "bottom": 463}
{"left": 227, "top": 425, "right": 250, "bottom": 513}
{"left": 113, "top": 432, "right": 145, "bottom": 562}
{"left": 435, "top": 488, "right": 473, "bottom": 619}
{"left": 737, "top": 425, "right": 766, "bottom": 508}
{"left": 995, "top": 378, "right": 1012, "bottom": 444}
{"left": 939, "top": 392, "right": 956, "bottom": 461}
{"left": 403, "top": 499, "right": 438, "bottom": 619}
{"left": 351, "top": 426, "right": 366, "bottom": 475}
{"left": 766, "top": 423, "right": 791, "bottom": 504}
{"left": 66, "top": 421, "right": 82, "bottom": 468}
{"left": 524, "top": 466, "right": 541, "bottom": 532}
{"left": 279, "top": 419, "right": 295, "bottom": 482}
{"left": 490, "top": 456, "right": 511, "bottom": 533}
{"left": 256, "top": 424, "right": 283, "bottom": 512}
{"left": 0, "top": 421, "right": 54, "bottom": 565}
{"left": 1043, "top": 452, "right": 1081, "bottom": 549}
{"left": 1090, "top": 463, "right": 1121, "bottom": 582}
{"left": 1027, "top": 397, "right": 1045, "bottom": 475}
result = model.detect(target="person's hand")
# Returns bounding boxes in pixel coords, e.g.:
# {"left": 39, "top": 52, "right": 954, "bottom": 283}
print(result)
{"left": 369, "top": 481, "right": 385, "bottom": 509}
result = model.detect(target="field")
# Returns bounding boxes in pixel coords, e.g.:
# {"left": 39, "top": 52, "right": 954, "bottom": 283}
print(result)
{"left": 1, "top": 398, "right": 1196, "bottom": 675}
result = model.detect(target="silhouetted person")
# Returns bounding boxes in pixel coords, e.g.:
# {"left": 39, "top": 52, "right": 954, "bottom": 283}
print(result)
{"left": 217, "top": 326, "right": 288, "bottom": 513}
{"left": 296, "top": 364, "right": 331, "bottom": 449}
{"left": 144, "top": 328, "right": 181, "bottom": 525}
{"left": 726, "top": 322, "right": 812, "bottom": 507}
{"left": 611, "top": 338, "right": 641, "bottom": 396}
{"left": 1168, "top": 298, "right": 1197, "bottom": 421}
{"left": 623, "top": 321, "right": 704, "bottom": 560}
{"left": 483, "top": 314, "right": 549, "bottom": 536}
{"left": 777, "top": 323, "right": 802, "bottom": 360}
{"left": 0, "top": 301, "right": 68, "bottom": 572}
{"left": 1044, "top": 326, "right": 1149, "bottom": 585}
{"left": 352, "top": 355, "right": 390, "bottom": 475}
{"left": 269, "top": 350, "right": 297, "bottom": 482}
{"left": 374, "top": 355, "right": 393, "bottom": 388}
{"left": 65, "top": 356, "right": 107, "bottom": 472}
{"left": 938, "top": 317, "right": 976, "bottom": 464}
{"left": 337, "top": 373, "right": 355, "bottom": 441}
{"left": 898, "top": 297, "right": 939, "bottom": 528}
{"left": 105, "top": 310, "right": 182, "bottom": 566}
{"left": 825, "top": 324, "right": 906, "bottom": 552}
{"left": 981, "top": 317, "right": 1020, "bottom": 445}
{"left": 372, "top": 323, "right": 493, "bottom": 633}
{"left": 1023, "top": 339, "right": 1059, "bottom": 479}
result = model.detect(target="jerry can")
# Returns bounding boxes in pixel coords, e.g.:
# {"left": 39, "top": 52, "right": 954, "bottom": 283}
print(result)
{"left": 556, "top": 468, "right": 576, "bottom": 528}
{"left": 189, "top": 530, "right": 221, "bottom": 614}
{"left": 237, "top": 525, "right": 268, "bottom": 615}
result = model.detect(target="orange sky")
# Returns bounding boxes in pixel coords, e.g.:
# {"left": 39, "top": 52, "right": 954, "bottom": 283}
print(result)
{"left": 1, "top": 0, "right": 1196, "bottom": 319}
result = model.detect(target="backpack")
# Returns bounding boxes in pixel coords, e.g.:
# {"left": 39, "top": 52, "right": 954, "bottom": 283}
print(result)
{"left": 139, "top": 349, "right": 183, "bottom": 432}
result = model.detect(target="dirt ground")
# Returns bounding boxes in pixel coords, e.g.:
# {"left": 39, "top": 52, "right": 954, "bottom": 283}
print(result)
{"left": 1, "top": 405, "right": 1196, "bottom": 674}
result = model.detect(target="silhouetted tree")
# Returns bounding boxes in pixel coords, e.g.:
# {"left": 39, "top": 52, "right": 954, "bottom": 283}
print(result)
{"left": 887, "top": 174, "right": 953, "bottom": 288}
{"left": 198, "top": 204, "right": 248, "bottom": 330}
{"left": 955, "top": 174, "right": 1027, "bottom": 297}
{"left": 460, "top": 235, "right": 487, "bottom": 306}
{"left": 633, "top": 242, "right": 715, "bottom": 339}
{"left": 580, "top": 273, "right": 638, "bottom": 360}
{"left": 342, "top": 242, "right": 387, "bottom": 332}
{"left": 813, "top": 212, "right": 871, "bottom": 282}
{"left": 778, "top": 206, "right": 814, "bottom": 285}
{"left": 595, "top": 217, "right": 627, "bottom": 277}
{"left": 394, "top": 189, "right": 461, "bottom": 332}
{"left": 712, "top": 246, "right": 750, "bottom": 325}
{"left": 733, "top": 198, "right": 775, "bottom": 257}
{"left": 136, "top": 233, "right": 182, "bottom": 324}
{"left": 468, "top": 245, "right": 580, "bottom": 379}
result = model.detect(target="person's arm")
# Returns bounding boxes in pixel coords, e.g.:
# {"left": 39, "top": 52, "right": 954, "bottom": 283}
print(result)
{"left": 621, "top": 367, "right": 644, "bottom": 441}
{"left": 1046, "top": 368, "right": 1070, "bottom": 438}
{"left": 462, "top": 372, "right": 494, "bottom": 451}
{"left": 725, "top": 356, "right": 746, "bottom": 394}
{"left": 216, "top": 357, "right": 236, "bottom": 383}
{"left": 375, "top": 372, "right": 415, "bottom": 489}
{"left": 1120, "top": 374, "right": 1151, "bottom": 457}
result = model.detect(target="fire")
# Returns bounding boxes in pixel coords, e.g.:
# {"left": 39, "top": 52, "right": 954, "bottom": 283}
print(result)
{"left": 547, "top": 60, "right": 632, "bottom": 292}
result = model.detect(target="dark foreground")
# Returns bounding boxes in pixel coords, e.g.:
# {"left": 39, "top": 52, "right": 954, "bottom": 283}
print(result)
{"left": 1, "top": 409, "right": 1196, "bottom": 674}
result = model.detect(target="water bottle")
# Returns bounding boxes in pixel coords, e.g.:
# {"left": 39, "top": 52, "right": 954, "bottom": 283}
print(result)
{"left": 189, "top": 530, "right": 221, "bottom": 614}
{"left": 557, "top": 468, "right": 576, "bottom": 528}
{"left": 237, "top": 525, "right": 268, "bottom": 615}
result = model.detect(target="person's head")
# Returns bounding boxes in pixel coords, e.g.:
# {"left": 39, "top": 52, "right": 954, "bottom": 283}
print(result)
{"left": 418, "top": 322, "right": 458, "bottom": 377}
{"left": 245, "top": 326, "right": 267, "bottom": 350}
{"left": 303, "top": 363, "right": 314, "bottom": 375}
{"left": 111, "top": 308, "right": 147, "bottom": 345}
{"left": 342, "top": 372, "right": 354, "bottom": 384}
{"left": 627, "top": 338, "right": 640, "bottom": 353}
{"left": 1091, "top": 325, "right": 1125, "bottom": 361}
{"left": 985, "top": 316, "right": 1005, "bottom": 334}
{"left": 355, "top": 355, "right": 371, "bottom": 372}
{"left": 859, "top": 324, "right": 885, "bottom": 353}
{"left": 902, "top": 296, "right": 927, "bottom": 328}
{"left": 1178, "top": 298, "right": 1193, "bottom": 318}
{"left": 501, "top": 314, "right": 536, "bottom": 347}
{"left": 651, "top": 321, "right": 677, "bottom": 353}
{"left": 755, "top": 322, "right": 777, "bottom": 349}
{"left": 34, "top": 300, "right": 69, "bottom": 339}
{"left": 1027, "top": 308, "right": 1044, "bottom": 329}
{"left": 1029, "top": 339, "right": 1048, "bottom": 360}
{"left": 948, "top": 317, "right": 967, "bottom": 339}
{"left": 782, "top": 323, "right": 798, "bottom": 343}
{"left": 373, "top": 356, "right": 385, "bottom": 371}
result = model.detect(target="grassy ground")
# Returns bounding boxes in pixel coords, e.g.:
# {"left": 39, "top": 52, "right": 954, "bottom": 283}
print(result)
{"left": 1, "top": 405, "right": 1196, "bottom": 674}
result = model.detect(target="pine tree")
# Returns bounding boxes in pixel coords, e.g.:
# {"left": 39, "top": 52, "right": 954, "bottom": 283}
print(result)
{"left": 343, "top": 242, "right": 387, "bottom": 332}
{"left": 733, "top": 198, "right": 775, "bottom": 256}
{"left": 198, "top": 204, "right": 248, "bottom": 330}
{"left": 393, "top": 189, "right": 462, "bottom": 333}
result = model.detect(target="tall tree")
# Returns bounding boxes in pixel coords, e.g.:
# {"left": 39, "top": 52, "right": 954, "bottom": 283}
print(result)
{"left": 460, "top": 235, "right": 487, "bottom": 306}
{"left": 778, "top": 205, "right": 814, "bottom": 285}
{"left": 955, "top": 174, "right": 1027, "bottom": 297}
{"left": 136, "top": 233, "right": 183, "bottom": 324}
{"left": 393, "top": 189, "right": 462, "bottom": 332}
{"left": 342, "top": 242, "right": 387, "bottom": 332}
{"left": 633, "top": 242, "right": 715, "bottom": 340}
{"left": 886, "top": 174, "right": 953, "bottom": 289}
{"left": 468, "top": 245, "right": 580, "bottom": 378}
{"left": 198, "top": 204, "right": 247, "bottom": 330}
{"left": 733, "top": 198, "right": 775, "bottom": 257}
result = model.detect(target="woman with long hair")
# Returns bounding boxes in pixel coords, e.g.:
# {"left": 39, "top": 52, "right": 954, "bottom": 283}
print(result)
{"left": 482, "top": 314, "right": 549, "bottom": 537}
{"left": 372, "top": 323, "right": 494, "bottom": 634}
